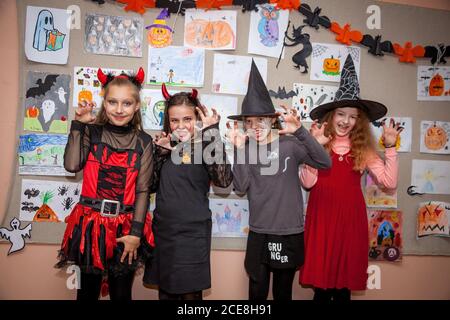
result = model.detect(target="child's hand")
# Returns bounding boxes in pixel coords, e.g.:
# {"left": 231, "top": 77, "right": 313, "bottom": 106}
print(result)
{"left": 116, "top": 235, "right": 140, "bottom": 265}
{"left": 226, "top": 121, "right": 247, "bottom": 149}
{"left": 155, "top": 132, "right": 174, "bottom": 150}
{"left": 278, "top": 105, "right": 301, "bottom": 135}
{"left": 382, "top": 118, "right": 403, "bottom": 148}
{"left": 75, "top": 100, "right": 96, "bottom": 124}
{"left": 310, "top": 120, "right": 331, "bottom": 145}
{"left": 196, "top": 105, "right": 220, "bottom": 129}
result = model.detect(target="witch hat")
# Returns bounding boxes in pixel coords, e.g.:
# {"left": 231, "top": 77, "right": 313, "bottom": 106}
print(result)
{"left": 145, "top": 8, "right": 172, "bottom": 32}
{"left": 228, "top": 60, "right": 278, "bottom": 120}
{"left": 310, "top": 54, "right": 387, "bottom": 122}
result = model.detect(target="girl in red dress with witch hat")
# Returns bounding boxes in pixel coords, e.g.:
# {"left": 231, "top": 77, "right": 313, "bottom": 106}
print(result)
{"left": 56, "top": 67, "right": 154, "bottom": 301}
{"left": 299, "top": 55, "right": 403, "bottom": 301}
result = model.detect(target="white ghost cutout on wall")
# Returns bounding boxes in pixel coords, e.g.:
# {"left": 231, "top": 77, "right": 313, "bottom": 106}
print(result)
{"left": 0, "top": 217, "right": 32, "bottom": 255}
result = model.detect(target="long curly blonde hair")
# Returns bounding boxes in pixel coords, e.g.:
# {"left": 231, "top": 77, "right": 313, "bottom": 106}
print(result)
{"left": 321, "top": 108, "right": 376, "bottom": 171}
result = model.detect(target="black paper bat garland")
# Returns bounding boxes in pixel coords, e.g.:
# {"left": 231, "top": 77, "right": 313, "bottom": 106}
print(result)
{"left": 269, "top": 86, "right": 297, "bottom": 99}
{"left": 298, "top": 3, "right": 331, "bottom": 30}
{"left": 361, "top": 35, "right": 393, "bottom": 56}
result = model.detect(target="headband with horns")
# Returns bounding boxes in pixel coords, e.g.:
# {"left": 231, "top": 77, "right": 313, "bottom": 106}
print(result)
{"left": 97, "top": 67, "right": 145, "bottom": 89}
{"left": 161, "top": 83, "right": 198, "bottom": 101}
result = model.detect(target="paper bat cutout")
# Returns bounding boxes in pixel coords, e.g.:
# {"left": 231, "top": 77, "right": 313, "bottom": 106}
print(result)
{"left": 424, "top": 44, "right": 450, "bottom": 64}
{"left": 361, "top": 35, "right": 393, "bottom": 56}
{"left": 282, "top": 24, "right": 312, "bottom": 73}
{"left": 393, "top": 42, "right": 425, "bottom": 63}
{"left": 196, "top": 0, "right": 233, "bottom": 9}
{"left": 269, "top": 86, "right": 297, "bottom": 99}
{"left": 269, "top": 0, "right": 300, "bottom": 10}
{"left": 330, "top": 22, "right": 363, "bottom": 45}
{"left": 116, "top": 0, "right": 155, "bottom": 14}
{"left": 155, "top": 0, "right": 196, "bottom": 14}
{"left": 26, "top": 74, "right": 58, "bottom": 99}
{"left": 298, "top": 3, "right": 331, "bottom": 29}
{"left": 0, "top": 217, "right": 32, "bottom": 255}
{"left": 232, "top": 0, "right": 267, "bottom": 12}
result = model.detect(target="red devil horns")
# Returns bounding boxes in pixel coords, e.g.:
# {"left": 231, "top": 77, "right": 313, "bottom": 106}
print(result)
{"left": 135, "top": 67, "right": 145, "bottom": 85}
{"left": 97, "top": 68, "right": 108, "bottom": 86}
{"left": 191, "top": 89, "right": 198, "bottom": 100}
{"left": 161, "top": 83, "right": 171, "bottom": 100}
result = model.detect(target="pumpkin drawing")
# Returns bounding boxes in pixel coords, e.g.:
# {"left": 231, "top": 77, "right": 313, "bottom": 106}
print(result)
{"left": 78, "top": 90, "right": 93, "bottom": 104}
{"left": 322, "top": 56, "right": 340, "bottom": 76}
{"left": 424, "top": 124, "right": 447, "bottom": 150}
{"left": 428, "top": 73, "right": 444, "bottom": 96}
{"left": 26, "top": 106, "right": 39, "bottom": 118}
{"left": 148, "top": 26, "right": 172, "bottom": 48}
{"left": 185, "top": 20, "right": 235, "bottom": 49}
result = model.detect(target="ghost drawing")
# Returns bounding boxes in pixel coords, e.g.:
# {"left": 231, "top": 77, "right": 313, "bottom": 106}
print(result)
{"left": 41, "top": 99, "right": 56, "bottom": 124}
{"left": 0, "top": 217, "right": 32, "bottom": 255}
{"left": 258, "top": 5, "right": 280, "bottom": 47}
{"left": 55, "top": 87, "right": 67, "bottom": 104}
{"left": 33, "top": 10, "right": 54, "bottom": 51}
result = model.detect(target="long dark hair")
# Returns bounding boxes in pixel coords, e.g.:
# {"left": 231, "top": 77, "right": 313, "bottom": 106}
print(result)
{"left": 162, "top": 92, "right": 202, "bottom": 134}
{"left": 95, "top": 77, "right": 143, "bottom": 130}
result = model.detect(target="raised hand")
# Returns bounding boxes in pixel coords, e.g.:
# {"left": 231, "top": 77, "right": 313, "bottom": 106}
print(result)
{"left": 116, "top": 235, "right": 140, "bottom": 265}
{"left": 196, "top": 105, "right": 220, "bottom": 129}
{"left": 226, "top": 120, "right": 247, "bottom": 149}
{"left": 382, "top": 118, "right": 403, "bottom": 148}
{"left": 75, "top": 99, "right": 96, "bottom": 124}
{"left": 154, "top": 132, "right": 174, "bottom": 150}
{"left": 310, "top": 120, "right": 331, "bottom": 145}
{"left": 278, "top": 105, "right": 301, "bottom": 135}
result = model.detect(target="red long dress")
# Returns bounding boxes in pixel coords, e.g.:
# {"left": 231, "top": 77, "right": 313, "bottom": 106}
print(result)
{"left": 300, "top": 150, "right": 368, "bottom": 290}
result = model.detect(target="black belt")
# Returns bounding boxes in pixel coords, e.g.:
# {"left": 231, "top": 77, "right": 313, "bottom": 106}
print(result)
{"left": 80, "top": 195, "right": 135, "bottom": 217}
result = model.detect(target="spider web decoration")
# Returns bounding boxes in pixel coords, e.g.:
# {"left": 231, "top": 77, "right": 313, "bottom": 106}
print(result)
{"left": 347, "top": 46, "right": 360, "bottom": 64}
{"left": 312, "top": 44, "right": 328, "bottom": 58}
{"left": 334, "top": 55, "right": 360, "bottom": 101}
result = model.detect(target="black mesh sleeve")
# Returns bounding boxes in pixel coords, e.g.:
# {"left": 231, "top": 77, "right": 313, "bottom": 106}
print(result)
{"left": 64, "top": 121, "right": 91, "bottom": 173}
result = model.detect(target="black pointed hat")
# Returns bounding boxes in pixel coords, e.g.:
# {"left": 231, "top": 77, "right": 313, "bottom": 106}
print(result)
{"left": 310, "top": 54, "right": 387, "bottom": 122}
{"left": 228, "top": 60, "right": 278, "bottom": 120}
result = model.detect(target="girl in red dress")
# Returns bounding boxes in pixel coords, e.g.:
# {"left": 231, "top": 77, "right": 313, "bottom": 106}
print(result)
{"left": 299, "top": 55, "right": 403, "bottom": 301}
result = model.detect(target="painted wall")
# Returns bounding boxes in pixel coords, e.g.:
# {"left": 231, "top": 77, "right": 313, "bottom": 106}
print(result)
{"left": 0, "top": 0, "right": 449, "bottom": 300}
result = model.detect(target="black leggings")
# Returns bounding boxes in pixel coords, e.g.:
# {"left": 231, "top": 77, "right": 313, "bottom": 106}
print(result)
{"left": 249, "top": 264, "right": 297, "bottom": 300}
{"left": 158, "top": 289, "right": 203, "bottom": 300}
{"left": 313, "top": 288, "right": 351, "bottom": 302}
{"left": 77, "top": 271, "right": 135, "bottom": 301}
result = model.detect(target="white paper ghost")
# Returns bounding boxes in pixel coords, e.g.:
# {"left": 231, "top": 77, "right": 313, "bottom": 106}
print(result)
{"left": 0, "top": 217, "right": 32, "bottom": 255}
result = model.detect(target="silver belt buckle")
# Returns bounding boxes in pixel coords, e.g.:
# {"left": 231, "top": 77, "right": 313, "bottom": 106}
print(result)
{"left": 100, "top": 199, "right": 120, "bottom": 217}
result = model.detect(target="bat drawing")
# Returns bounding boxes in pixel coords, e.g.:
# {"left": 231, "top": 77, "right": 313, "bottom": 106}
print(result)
{"left": 269, "top": 86, "right": 297, "bottom": 99}
{"left": 298, "top": 3, "right": 331, "bottom": 29}
{"left": 26, "top": 74, "right": 58, "bottom": 98}
{"left": 361, "top": 35, "right": 393, "bottom": 56}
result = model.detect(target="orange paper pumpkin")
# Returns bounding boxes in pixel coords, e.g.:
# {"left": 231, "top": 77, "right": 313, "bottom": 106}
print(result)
{"left": 428, "top": 73, "right": 445, "bottom": 96}
{"left": 323, "top": 56, "right": 340, "bottom": 75}
{"left": 424, "top": 125, "right": 448, "bottom": 150}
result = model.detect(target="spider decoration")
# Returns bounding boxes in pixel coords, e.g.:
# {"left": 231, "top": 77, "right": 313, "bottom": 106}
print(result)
{"left": 73, "top": 187, "right": 80, "bottom": 196}
{"left": 58, "top": 185, "right": 69, "bottom": 196}
{"left": 61, "top": 197, "right": 75, "bottom": 211}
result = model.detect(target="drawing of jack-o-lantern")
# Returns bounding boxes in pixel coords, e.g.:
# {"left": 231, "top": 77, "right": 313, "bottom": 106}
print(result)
{"left": 424, "top": 124, "right": 448, "bottom": 150}
{"left": 428, "top": 73, "right": 445, "bottom": 96}
{"left": 26, "top": 106, "right": 40, "bottom": 118}
{"left": 185, "top": 19, "right": 235, "bottom": 49}
{"left": 146, "top": 9, "right": 173, "bottom": 48}
{"left": 418, "top": 202, "right": 448, "bottom": 235}
{"left": 78, "top": 90, "right": 93, "bottom": 104}
{"left": 322, "top": 56, "right": 340, "bottom": 75}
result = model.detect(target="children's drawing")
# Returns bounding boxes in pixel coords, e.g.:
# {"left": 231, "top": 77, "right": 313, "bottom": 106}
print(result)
{"left": 85, "top": 13, "right": 143, "bottom": 57}
{"left": 310, "top": 42, "right": 361, "bottom": 82}
{"left": 247, "top": 4, "right": 289, "bottom": 58}
{"left": 368, "top": 210, "right": 402, "bottom": 262}
{"left": 210, "top": 198, "right": 249, "bottom": 237}
{"left": 147, "top": 46, "right": 205, "bottom": 87}
{"left": 140, "top": 88, "right": 180, "bottom": 130}
{"left": 18, "top": 134, "right": 73, "bottom": 176}
{"left": 146, "top": 8, "right": 173, "bottom": 48}
{"left": 417, "top": 66, "right": 450, "bottom": 101}
{"left": 25, "top": 6, "right": 71, "bottom": 64}
{"left": 292, "top": 83, "right": 338, "bottom": 122}
{"left": 212, "top": 54, "right": 268, "bottom": 95}
{"left": 371, "top": 117, "right": 412, "bottom": 152}
{"left": 417, "top": 201, "right": 450, "bottom": 238}
{"left": 411, "top": 160, "right": 450, "bottom": 195}
{"left": 24, "top": 72, "right": 70, "bottom": 134}
{"left": 73, "top": 66, "right": 132, "bottom": 108}
{"left": 420, "top": 121, "right": 450, "bottom": 154}
{"left": 184, "top": 9, "right": 236, "bottom": 50}
{"left": 20, "top": 179, "right": 81, "bottom": 223}
{"left": 0, "top": 218, "right": 32, "bottom": 255}
{"left": 364, "top": 173, "right": 397, "bottom": 209}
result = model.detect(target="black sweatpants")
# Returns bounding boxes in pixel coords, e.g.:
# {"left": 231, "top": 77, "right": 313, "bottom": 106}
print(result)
{"left": 248, "top": 263, "right": 297, "bottom": 300}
